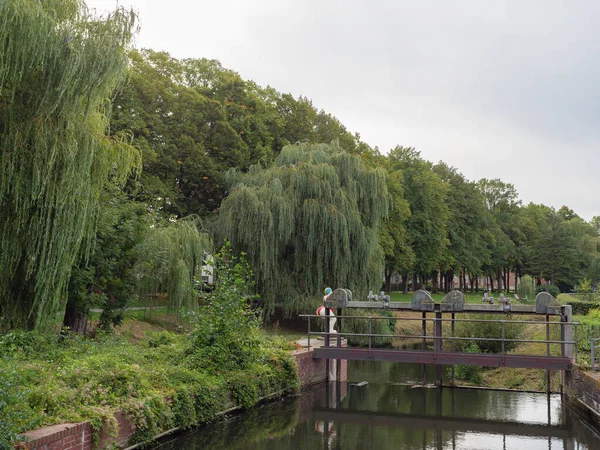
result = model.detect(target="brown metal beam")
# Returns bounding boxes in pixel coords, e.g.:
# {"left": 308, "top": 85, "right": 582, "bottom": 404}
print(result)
{"left": 312, "top": 348, "right": 571, "bottom": 370}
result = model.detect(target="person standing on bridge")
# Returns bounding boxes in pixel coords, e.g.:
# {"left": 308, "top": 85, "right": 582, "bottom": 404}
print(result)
{"left": 317, "top": 287, "right": 337, "bottom": 333}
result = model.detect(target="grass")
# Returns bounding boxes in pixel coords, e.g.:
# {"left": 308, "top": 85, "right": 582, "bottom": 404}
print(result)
{"left": 0, "top": 313, "right": 299, "bottom": 447}
{"left": 389, "top": 291, "right": 526, "bottom": 304}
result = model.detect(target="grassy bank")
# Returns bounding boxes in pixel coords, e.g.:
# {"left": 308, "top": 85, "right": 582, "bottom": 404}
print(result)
{"left": 0, "top": 315, "right": 299, "bottom": 448}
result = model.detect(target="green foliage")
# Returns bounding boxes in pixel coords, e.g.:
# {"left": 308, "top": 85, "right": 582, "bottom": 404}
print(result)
{"left": 65, "top": 185, "right": 150, "bottom": 331}
{"left": 574, "top": 310, "right": 600, "bottom": 355}
{"left": 557, "top": 294, "right": 598, "bottom": 315}
{"left": 187, "top": 243, "right": 262, "bottom": 371}
{"left": 343, "top": 309, "right": 397, "bottom": 347}
{"left": 135, "top": 217, "right": 212, "bottom": 314}
{"left": 451, "top": 342, "right": 483, "bottom": 384}
{"left": 215, "top": 142, "right": 389, "bottom": 316}
{"left": 517, "top": 275, "right": 535, "bottom": 301}
{"left": 536, "top": 284, "right": 560, "bottom": 298}
{"left": 575, "top": 278, "right": 595, "bottom": 302}
{"left": 0, "top": 315, "right": 299, "bottom": 447}
{"left": 388, "top": 147, "right": 448, "bottom": 278}
{"left": 455, "top": 315, "right": 525, "bottom": 354}
{"left": 0, "top": 0, "right": 140, "bottom": 330}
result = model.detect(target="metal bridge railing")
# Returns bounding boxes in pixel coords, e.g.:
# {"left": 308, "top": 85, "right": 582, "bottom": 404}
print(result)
{"left": 591, "top": 338, "right": 600, "bottom": 371}
{"left": 299, "top": 314, "right": 578, "bottom": 360}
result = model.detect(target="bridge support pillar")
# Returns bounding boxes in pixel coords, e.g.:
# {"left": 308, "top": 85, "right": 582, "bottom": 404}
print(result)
{"left": 435, "top": 311, "right": 443, "bottom": 387}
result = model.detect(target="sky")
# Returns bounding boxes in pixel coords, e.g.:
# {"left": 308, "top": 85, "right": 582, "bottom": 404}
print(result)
{"left": 87, "top": 0, "right": 600, "bottom": 220}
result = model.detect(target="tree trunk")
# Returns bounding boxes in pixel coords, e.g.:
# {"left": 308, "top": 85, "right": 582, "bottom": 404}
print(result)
{"left": 63, "top": 302, "right": 88, "bottom": 334}
{"left": 385, "top": 267, "right": 392, "bottom": 294}
{"left": 402, "top": 274, "right": 409, "bottom": 294}
{"left": 431, "top": 271, "right": 438, "bottom": 294}
{"left": 489, "top": 275, "right": 494, "bottom": 292}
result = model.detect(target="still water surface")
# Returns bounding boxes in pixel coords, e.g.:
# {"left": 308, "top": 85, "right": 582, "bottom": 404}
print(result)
{"left": 152, "top": 360, "right": 600, "bottom": 449}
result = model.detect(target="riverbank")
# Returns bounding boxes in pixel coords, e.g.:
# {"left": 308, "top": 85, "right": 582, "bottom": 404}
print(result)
{"left": 1, "top": 316, "right": 300, "bottom": 449}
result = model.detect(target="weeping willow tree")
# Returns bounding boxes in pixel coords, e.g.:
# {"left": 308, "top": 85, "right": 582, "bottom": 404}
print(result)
{"left": 0, "top": 1, "right": 139, "bottom": 330}
{"left": 135, "top": 217, "right": 212, "bottom": 315}
{"left": 215, "top": 142, "right": 389, "bottom": 316}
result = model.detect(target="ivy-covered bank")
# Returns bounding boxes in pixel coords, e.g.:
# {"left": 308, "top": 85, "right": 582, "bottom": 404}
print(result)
{"left": 0, "top": 249, "right": 299, "bottom": 449}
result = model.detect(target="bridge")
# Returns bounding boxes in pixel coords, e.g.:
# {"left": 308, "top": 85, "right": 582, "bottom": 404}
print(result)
{"left": 301, "top": 290, "right": 576, "bottom": 391}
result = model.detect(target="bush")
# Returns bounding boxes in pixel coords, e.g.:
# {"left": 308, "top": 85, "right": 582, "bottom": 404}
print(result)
{"left": 343, "top": 309, "right": 396, "bottom": 347}
{"left": 536, "top": 284, "right": 560, "bottom": 298}
{"left": 187, "top": 243, "right": 264, "bottom": 372}
{"left": 451, "top": 342, "right": 483, "bottom": 384}
{"left": 454, "top": 314, "right": 525, "bottom": 354}
{"left": 557, "top": 294, "right": 598, "bottom": 315}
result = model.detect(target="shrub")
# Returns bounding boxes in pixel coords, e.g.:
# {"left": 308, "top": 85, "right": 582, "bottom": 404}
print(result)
{"left": 536, "top": 284, "right": 560, "bottom": 298}
{"left": 451, "top": 342, "right": 483, "bottom": 384}
{"left": 454, "top": 314, "right": 525, "bottom": 354}
{"left": 557, "top": 294, "right": 598, "bottom": 315}
{"left": 343, "top": 309, "right": 396, "bottom": 347}
{"left": 187, "top": 243, "right": 264, "bottom": 372}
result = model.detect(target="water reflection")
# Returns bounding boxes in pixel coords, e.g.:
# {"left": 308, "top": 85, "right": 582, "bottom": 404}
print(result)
{"left": 151, "top": 363, "right": 600, "bottom": 450}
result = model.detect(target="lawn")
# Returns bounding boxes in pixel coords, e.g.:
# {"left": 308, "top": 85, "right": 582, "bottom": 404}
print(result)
{"left": 388, "top": 291, "right": 523, "bottom": 304}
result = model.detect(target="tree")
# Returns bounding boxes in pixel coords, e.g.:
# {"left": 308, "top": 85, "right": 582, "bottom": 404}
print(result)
{"left": 0, "top": 0, "right": 139, "bottom": 330}
{"left": 379, "top": 170, "right": 414, "bottom": 293}
{"left": 388, "top": 147, "right": 449, "bottom": 291}
{"left": 112, "top": 50, "right": 247, "bottom": 218}
{"left": 213, "top": 142, "right": 389, "bottom": 315}
{"left": 477, "top": 179, "right": 523, "bottom": 291}
{"left": 135, "top": 217, "right": 212, "bottom": 315}
{"left": 433, "top": 163, "right": 490, "bottom": 292}
{"left": 64, "top": 185, "right": 150, "bottom": 332}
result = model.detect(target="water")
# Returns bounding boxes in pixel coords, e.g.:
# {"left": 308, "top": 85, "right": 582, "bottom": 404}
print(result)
{"left": 151, "top": 361, "right": 600, "bottom": 449}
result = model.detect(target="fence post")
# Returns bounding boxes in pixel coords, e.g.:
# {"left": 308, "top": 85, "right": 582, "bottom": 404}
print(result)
{"left": 307, "top": 316, "right": 311, "bottom": 350}
{"left": 562, "top": 305, "right": 573, "bottom": 360}
{"left": 451, "top": 312, "right": 455, "bottom": 387}
{"left": 501, "top": 322, "right": 505, "bottom": 354}
{"left": 592, "top": 339, "right": 596, "bottom": 372}
{"left": 435, "top": 310, "right": 442, "bottom": 387}
{"left": 368, "top": 317, "right": 372, "bottom": 358}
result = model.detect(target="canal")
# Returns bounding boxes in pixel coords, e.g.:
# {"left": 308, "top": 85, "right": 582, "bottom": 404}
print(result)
{"left": 150, "top": 361, "right": 600, "bottom": 449}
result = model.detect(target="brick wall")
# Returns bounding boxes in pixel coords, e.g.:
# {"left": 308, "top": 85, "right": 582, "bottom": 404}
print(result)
{"left": 293, "top": 341, "right": 348, "bottom": 386}
{"left": 564, "top": 364, "right": 600, "bottom": 429}
{"left": 19, "top": 416, "right": 134, "bottom": 450}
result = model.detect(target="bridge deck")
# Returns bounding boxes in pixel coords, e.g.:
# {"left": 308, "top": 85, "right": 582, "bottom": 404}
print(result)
{"left": 313, "top": 347, "right": 571, "bottom": 370}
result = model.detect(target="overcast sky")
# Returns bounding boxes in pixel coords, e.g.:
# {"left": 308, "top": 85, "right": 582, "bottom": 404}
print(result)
{"left": 88, "top": 0, "right": 600, "bottom": 220}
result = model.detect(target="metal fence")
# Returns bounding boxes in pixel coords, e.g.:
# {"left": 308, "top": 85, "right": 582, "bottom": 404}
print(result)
{"left": 299, "top": 313, "right": 578, "bottom": 360}
{"left": 591, "top": 338, "right": 600, "bottom": 371}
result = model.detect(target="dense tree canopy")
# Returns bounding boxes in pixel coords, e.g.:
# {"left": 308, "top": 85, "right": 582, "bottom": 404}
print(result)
{"left": 0, "top": 0, "right": 139, "bottom": 330}
{"left": 214, "top": 142, "right": 389, "bottom": 315}
{"left": 2, "top": 7, "right": 599, "bottom": 333}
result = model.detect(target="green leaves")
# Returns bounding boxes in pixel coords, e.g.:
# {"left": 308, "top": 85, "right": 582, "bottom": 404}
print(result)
{"left": 215, "top": 142, "right": 389, "bottom": 315}
{"left": 0, "top": 0, "right": 139, "bottom": 330}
